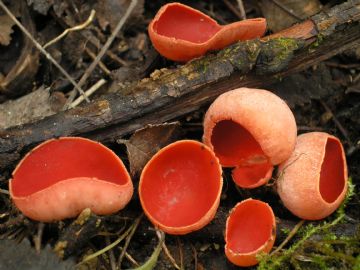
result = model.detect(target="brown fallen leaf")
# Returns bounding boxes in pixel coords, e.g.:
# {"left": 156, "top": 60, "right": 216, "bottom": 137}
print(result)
{"left": 27, "top": 0, "right": 54, "bottom": 15}
{"left": 0, "top": 1, "right": 20, "bottom": 46}
{"left": 0, "top": 1, "right": 39, "bottom": 96}
{"left": 259, "top": 0, "right": 322, "bottom": 32}
{"left": 119, "top": 122, "right": 182, "bottom": 177}
{"left": 0, "top": 87, "right": 66, "bottom": 129}
{"left": 0, "top": 15, "right": 15, "bottom": 46}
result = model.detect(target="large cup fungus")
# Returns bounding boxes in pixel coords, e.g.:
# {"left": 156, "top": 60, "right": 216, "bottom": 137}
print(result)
{"left": 225, "top": 198, "right": 276, "bottom": 267}
{"left": 9, "top": 137, "right": 133, "bottom": 222}
{"left": 277, "top": 132, "right": 348, "bottom": 220}
{"left": 148, "top": 3, "right": 266, "bottom": 62}
{"left": 203, "top": 88, "right": 297, "bottom": 189}
{"left": 139, "top": 140, "right": 222, "bottom": 235}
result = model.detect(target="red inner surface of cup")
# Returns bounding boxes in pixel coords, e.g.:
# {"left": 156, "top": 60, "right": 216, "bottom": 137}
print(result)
{"left": 211, "top": 120, "right": 266, "bottom": 167}
{"left": 153, "top": 4, "right": 221, "bottom": 43}
{"left": 319, "top": 138, "right": 346, "bottom": 203}
{"left": 12, "top": 138, "right": 129, "bottom": 197}
{"left": 141, "top": 142, "right": 221, "bottom": 228}
{"left": 232, "top": 161, "right": 273, "bottom": 188}
{"left": 227, "top": 200, "right": 273, "bottom": 253}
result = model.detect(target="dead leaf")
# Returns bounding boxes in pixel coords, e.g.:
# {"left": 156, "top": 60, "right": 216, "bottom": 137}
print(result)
{"left": 0, "top": 87, "right": 66, "bottom": 129}
{"left": 259, "top": 0, "right": 322, "bottom": 32}
{"left": 0, "top": 15, "right": 15, "bottom": 46}
{"left": 0, "top": 239, "right": 74, "bottom": 270}
{"left": 27, "top": 0, "right": 55, "bottom": 15}
{"left": 0, "top": 1, "right": 20, "bottom": 46}
{"left": 0, "top": 1, "right": 39, "bottom": 96}
{"left": 95, "top": 0, "right": 144, "bottom": 34}
{"left": 119, "top": 122, "right": 181, "bottom": 177}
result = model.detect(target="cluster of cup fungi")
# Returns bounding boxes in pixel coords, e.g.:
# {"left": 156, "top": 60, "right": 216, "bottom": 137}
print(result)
{"left": 8, "top": 3, "right": 348, "bottom": 267}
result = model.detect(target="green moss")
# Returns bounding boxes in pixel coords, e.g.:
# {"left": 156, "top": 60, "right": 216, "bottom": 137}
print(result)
{"left": 272, "top": 38, "right": 299, "bottom": 61}
{"left": 257, "top": 178, "right": 357, "bottom": 270}
{"left": 309, "top": 33, "right": 325, "bottom": 52}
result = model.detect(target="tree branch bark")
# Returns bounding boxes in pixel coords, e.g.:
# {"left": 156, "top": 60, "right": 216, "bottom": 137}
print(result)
{"left": 1, "top": 0, "right": 360, "bottom": 170}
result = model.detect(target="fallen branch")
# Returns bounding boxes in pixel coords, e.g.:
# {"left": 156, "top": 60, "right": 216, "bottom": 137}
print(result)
{"left": 0, "top": 0, "right": 360, "bottom": 170}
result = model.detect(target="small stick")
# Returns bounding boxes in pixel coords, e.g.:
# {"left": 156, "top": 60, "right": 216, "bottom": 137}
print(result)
{"left": 69, "top": 78, "right": 107, "bottom": 108}
{"left": 33, "top": 222, "right": 45, "bottom": 254}
{"left": 105, "top": 236, "right": 117, "bottom": 270}
{"left": 236, "top": 0, "right": 247, "bottom": 20}
{"left": 119, "top": 247, "right": 139, "bottom": 267}
{"left": 117, "top": 214, "right": 143, "bottom": 268}
{"left": 190, "top": 244, "right": 198, "bottom": 270}
{"left": 65, "top": 0, "right": 138, "bottom": 108}
{"left": 162, "top": 241, "right": 181, "bottom": 270}
{"left": 85, "top": 47, "right": 111, "bottom": 75}
{"left": 320, "top": 100, "right": 353, "bottom": 147}
{"left": 222, "top": 0, "right": 243, "bottom": 19}
{"left": 270, "top": 0, "right": 302, "bottom": 21}
{"left": 0, "top": 188, "right": 9, "bottom": 195}
{"left": 271, "top": 219, "right": 305, "bottom": 255}
{"left": 0, "top": 0, "right": 89, "bottom": 103}
{"left": 78, "top": 223, "right": 133, "bottom": 265}
{"left": 176, "top": 237, "right": 184, "bottom": 270}
{"left": 43, "top": 10, "right": 96, "bottom": 49}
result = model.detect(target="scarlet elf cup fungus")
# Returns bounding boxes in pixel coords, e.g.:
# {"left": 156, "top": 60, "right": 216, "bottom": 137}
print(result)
{"left": 148, "top": 2, "right": 266, "bottom": 62}
{"left": 225, "top": 198, "right": 276, "bottom": 267}
{"left": 9, "top": 137, "right": 133, "bottom": 222}
{"left": 139, "top": 140, "right": 222, "bottom": 235}
{"left": 203, "top": 88, "right": 297, "bottom": 188}
{"left": 277, "top": 132, "right": 348, "bottom": 220}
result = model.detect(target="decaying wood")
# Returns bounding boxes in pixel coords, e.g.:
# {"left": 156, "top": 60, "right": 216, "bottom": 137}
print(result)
{"left": 1, "top": 0, "right": 360, "bottom": 170}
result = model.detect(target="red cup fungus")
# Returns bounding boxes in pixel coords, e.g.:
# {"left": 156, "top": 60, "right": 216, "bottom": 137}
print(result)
{"left": 139, "top": 140, "right": 222, "bottom": 235}
{"left": 203, "top": 88, "right": 297, "bottom": 189}
{"left": 148, "top": 3, "right": 266, "bottom": 62}
{"left": 225, "top": 198, "right": 276, "bottom": 267}
{"left": 9, "top": 137, "right": 133, "bottom": 222}
{"left": 277, "top": 132, "right": 348, "bottom": 220}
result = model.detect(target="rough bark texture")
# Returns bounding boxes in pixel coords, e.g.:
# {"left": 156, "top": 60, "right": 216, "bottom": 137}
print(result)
{"left": 1, "top": 0, "right": 360, "bottom": 170}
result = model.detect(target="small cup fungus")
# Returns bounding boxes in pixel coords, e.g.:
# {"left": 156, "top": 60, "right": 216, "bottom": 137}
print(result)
{"left": 277, "top": 132, "right": 348, "bottom": 220}
{"left": 9, "top": 137, "right": 133, "bottom": 222}
{"left": 225, "top": 198, "right": 276, "bottom": 267}
{"left": 148, "top": 3, "right": 266, "bottom": 61}
{"left": 139, "top": 140, "right": 222, "bottom": 235}
{"left": 203, "top": 88, "right": 297, "bottom": 188}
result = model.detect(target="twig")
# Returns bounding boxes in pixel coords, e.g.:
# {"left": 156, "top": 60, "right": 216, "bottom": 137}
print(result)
{"left": 222, "top": 0, "right": 243, "bottom": 19}
{"left": 69, "top": 78, "right": 107, "bottom": 108}
{"left": 43, "top": 10, "right": 96, "bottom": 49}
{"left": 78, "top": 223, "right": 133, "bottom": 265}
{"left": 236, "top": 0, "right": 247, "bottom": 20}
{"left": 33, "top": 222, "right": 45, "bottom": 254}
{"left": 271, "top": 220, "right": 305, "bottom": 255}
{"left": 85, "top": 47, "right": 111, "bottom": 75}
{"left": 190, "top": 244, "right": 198, "bottom": 270}
{"left": 345, "top": 87, "right": 360, "bottom": 94}
{"left": 325, "top": 62, "right": 360, "bottom": 69}
{"left": 353, "top": 72, "right": 360, "bottom": 83}
{"left": 105, "top": 236, "right": 117, "bottom": 270}
{"left": 162, "top": 241, "right": 181, "bottom": 270}
{"left": 119, "top": 247, "right": 140, "bottom": 267}
{"left": 176, "top": 237, "right": 184, "bottom": 270}
{"left": 117, "top": 214, "right": 143, "bottom": 268}
{"left": 0, "top": 188, "right": 9, "bottom": 195}
{"left": 297, "top": 126, "right": 324, "bottom": 132}
{"left": 270, "top": 0, "right": 302, "bottom": 21}
{"left": 319, "top": 100, "right": 353, "bottom": 147}
{"left": 64, "top": 0, "right": 138, "bottom": 108}
{"left": 0, "top": 0, "right": 89, "bottom": 103}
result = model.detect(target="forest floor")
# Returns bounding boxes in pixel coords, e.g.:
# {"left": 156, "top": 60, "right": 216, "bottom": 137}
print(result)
{"left": 0, "top": 0, "right": 359, "bottom": 269}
